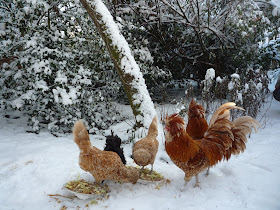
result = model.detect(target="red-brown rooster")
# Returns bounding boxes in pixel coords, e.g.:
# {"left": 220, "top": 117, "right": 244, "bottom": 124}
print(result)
{"left": 186, "top": 99, "right": 210, "bottom": 175}
{"left": 164, "top": 102, "right": 260, "bottom": 187}
{"left": 186, "top": 99, "right": 208, "bottom": 140}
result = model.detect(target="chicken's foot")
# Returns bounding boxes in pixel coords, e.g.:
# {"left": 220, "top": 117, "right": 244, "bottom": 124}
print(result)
{"left": 180, "top": 176, "right": 191, "bottom": 191}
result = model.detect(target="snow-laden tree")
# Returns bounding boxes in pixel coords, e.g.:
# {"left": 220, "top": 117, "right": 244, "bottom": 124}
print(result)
{"left": 156, "top": 0, "right": 269, "bottom": 78}
{"left": 79, "top": 0, "right": 156, "bottom": 128}
{"left": 107, "top": 0, "right": 270, "bottom": 81}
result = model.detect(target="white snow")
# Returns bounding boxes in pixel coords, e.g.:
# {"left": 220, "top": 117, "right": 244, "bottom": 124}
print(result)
{"left": 0, "top": 100, "right": 280, "bottom": 210}
{"left": 267, "top": 68, "right": 280, "bottom": 91}
{"left": 26, "top": 39, "right": 37, "bottom": 48}
{"left": 216, "top": 76, "right": 223, "bottom": 83}
{"left": 52, "top": 87, "right": 76, "bottom": 105}
{"left": 228, "top": 81, "right": 234, "bottom": 91}
{"left": 271, "top": 0, "right": 280, "bottom": 16}
{"left": 245, "top": 83, "right": 249, "bottom": 92}
{"left": 231, "top": 73, "right": 240, "bottom": 79}
{"left": 0, "top": 23, "right": 5, "bottom": 31}
{"left": 35, "top": 80, "right": 49, "bottom": 92}
{"left": 205, "top": 68, "right": 215, "bottom": 80}
{"left": 256, "top": 82, "right": 263, "bottom": 91}
{"left": 10, "top": 90, "right": 35, "bottom": 109}
{"left": 55, "top": 71, "right": 68, "bottom": 84}
{"left": 237, "top": 92, "right": 243, "bottom": 103}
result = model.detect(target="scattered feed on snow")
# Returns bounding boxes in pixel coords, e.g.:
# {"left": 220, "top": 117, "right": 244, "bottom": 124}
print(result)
{"left": 127, "top": 166, "right": 164, "bottom": 181}
{"left": 64, "top": 179, "right": 109, "bottom": 200}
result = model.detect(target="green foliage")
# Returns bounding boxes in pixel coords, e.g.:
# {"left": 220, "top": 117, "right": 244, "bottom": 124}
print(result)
{"left": 0, "top": 0, "right": 122, "bottom": 132}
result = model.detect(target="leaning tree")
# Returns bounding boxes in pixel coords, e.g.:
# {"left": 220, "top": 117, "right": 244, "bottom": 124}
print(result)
{"left": 79, "top": 0, "right": 157, "bottom": 129}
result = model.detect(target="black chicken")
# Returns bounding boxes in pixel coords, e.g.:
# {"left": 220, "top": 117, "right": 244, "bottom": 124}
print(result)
{"left": 104, "top": 131, "right": 126, "bottom": 165}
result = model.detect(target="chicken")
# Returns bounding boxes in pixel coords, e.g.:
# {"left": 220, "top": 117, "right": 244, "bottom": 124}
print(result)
{"left": 132, "top": 116, "right": 159, "bottom": 173}
{"left": 186, "top": 99, "right": 211, "bottom": 175}
{"left": 73, "top": 120, "right": 139, "bottom": 184}
{"left": 164, "top": 102, "right": 260, "bottom": 187}
{"left": 104, "top": 131, "right": 126, "bottom": 165}
{"left": 186, "top": 99, "right": 208, "bottom": 140}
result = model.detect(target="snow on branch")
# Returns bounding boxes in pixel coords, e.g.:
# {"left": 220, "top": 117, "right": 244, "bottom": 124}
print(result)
{"left": 79, "top": 0, "right": 156, "bottom": 128}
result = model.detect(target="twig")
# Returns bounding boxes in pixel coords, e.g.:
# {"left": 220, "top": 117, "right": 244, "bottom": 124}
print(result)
{"left": 48, "top": 194, "right": 75, "bottom": 199}
{"left": 258, "top": 94, "right": 273, "bottom": 129}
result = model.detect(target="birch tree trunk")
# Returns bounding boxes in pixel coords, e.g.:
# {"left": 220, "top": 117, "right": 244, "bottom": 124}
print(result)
{"left": 79, "top": 0, "right": 156, "bottom": 128}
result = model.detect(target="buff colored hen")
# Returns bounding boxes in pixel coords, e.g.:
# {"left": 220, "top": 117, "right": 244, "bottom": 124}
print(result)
{"left": 133, "top": 116, "right": 159, "bottom": 172}
{"left": 73, "top": 120, "right": 140, "bottom": 184}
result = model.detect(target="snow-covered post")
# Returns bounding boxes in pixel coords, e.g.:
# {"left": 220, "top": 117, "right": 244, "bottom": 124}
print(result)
{"left": 79, "top": 0, "right": 156, "bottom": 128}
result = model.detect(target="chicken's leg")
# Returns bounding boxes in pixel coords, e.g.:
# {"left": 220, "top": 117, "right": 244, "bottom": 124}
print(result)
{"left": 194, "top": 175, "right": 200, "bottom": 187}
{"left": 184, "top": 175, "right": 191, "bottom": 186}
{"left": 149, "top": 164, "right": 154, "bottom": 174}
{"left": 205, "top": 167, "right": 210, "bottom": 176}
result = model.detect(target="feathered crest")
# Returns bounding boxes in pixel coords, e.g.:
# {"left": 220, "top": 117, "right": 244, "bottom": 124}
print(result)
{"left": 166, "top": 114, "right": 186, "bottom": 136}
{"left": 188, "top": 99, "right": 205, "bottom": 119}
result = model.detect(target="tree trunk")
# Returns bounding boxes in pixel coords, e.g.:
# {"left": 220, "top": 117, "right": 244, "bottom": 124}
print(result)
{"left": 79, "top": 0, "right": 156, "bottom": 128}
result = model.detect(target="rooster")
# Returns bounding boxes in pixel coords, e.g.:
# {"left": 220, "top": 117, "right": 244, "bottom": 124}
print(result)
{"left": 164, "top": 102, "right": 260, "bottom": 187}
{"left": 73, "top": 120, "right": 140, "bottom": 184}
{"left": 186, "top": 99, "right": 208, "bottom": 140}
{"left": 133, "top": 116, "right": 159, "bottom": 173}
{"left": 186, "top": 99, "right": 211, "bottom": 175}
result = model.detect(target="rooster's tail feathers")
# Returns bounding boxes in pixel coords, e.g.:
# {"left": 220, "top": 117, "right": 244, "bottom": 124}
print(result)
{"left": 204, "top": 107, "right": 260, "bottom": 163}
{"left": 233, "top": 116, "right": 261, "bottom": 134}
{"left": 203, "top": 119, "right": 235, "bottom": 165}
{"left": 228, "top": 116, "right": 261, "bottom": 157}
{"left": 208, "top": 102, "right": 244, "bottom": 128}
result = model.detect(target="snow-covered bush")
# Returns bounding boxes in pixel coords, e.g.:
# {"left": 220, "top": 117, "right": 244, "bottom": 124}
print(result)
{"left": 177, "top": 67, "right": 269, "bottom": 120}
{"left": 260, "top": 36, "right": 280, "bottom": 72}
{"left": 0, "top": 0, "right": 123, "bottom": 133}
{"left": 201, "top": 68, "right": 216, "bottom": 113}
{"left": 241, "top": 68, "right": 270, "bottom": 118}
{"left": 217, "top": 68, "right": 269, "bottom": 118}
{"left": 257, "top": 1, "right": 280, "bottom": 79}
{"left": 228, "top": 73, "right": 242, "bottom": 106}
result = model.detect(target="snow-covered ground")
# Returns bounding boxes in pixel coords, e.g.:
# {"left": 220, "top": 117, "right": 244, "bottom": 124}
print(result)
{"left": 0, "top": 97, "right": 279, "bottom": 210}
